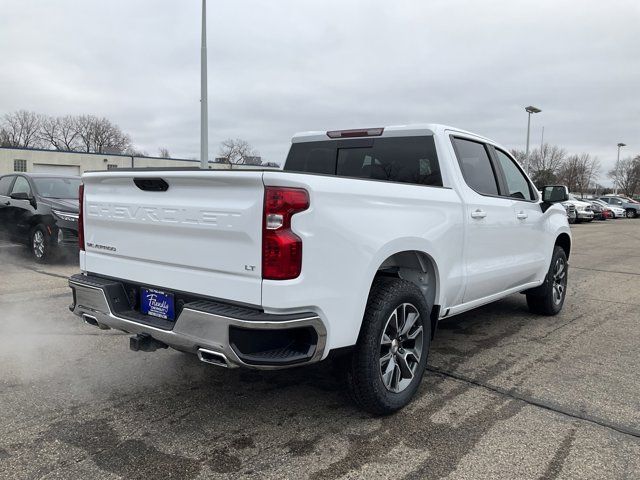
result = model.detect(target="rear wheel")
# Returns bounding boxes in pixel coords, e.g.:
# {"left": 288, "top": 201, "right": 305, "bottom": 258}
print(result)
{"left": 626, "top": 209, "right": 636, "bottom": 219}
{"left": 526, "top": 246, "right": 568, "bottom": 316}
{"left": 344, "top": 277, "right": 431, "bottom": 415}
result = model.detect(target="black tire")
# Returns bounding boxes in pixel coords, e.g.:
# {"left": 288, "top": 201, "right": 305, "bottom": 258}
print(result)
{"left": 626, "top": 209, "right": 636, "bottom": 219}
{"left": 526, "top": 246, "right": 568, "bottom": 316}
{"left": 29, "top": 224, "right": 51, "bottom": 263}
{"left": 344, "top": 277, "right": 431, "bottom": 415}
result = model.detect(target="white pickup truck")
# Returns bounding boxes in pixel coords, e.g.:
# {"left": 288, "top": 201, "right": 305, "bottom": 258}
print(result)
{"left": 69, "top": 124, "right": 571, "bottom": 414}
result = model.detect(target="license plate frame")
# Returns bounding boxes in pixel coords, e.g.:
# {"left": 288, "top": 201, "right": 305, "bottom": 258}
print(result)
{"left": 139, "top": 287, "right": 176, "bottom": 321}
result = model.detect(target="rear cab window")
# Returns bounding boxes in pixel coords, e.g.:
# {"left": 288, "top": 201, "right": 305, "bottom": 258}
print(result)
{"left": 284, "top": 136, "right": 442, "bottom": 187}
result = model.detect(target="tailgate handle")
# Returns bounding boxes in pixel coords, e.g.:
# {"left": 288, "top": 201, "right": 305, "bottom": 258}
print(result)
{"left": 133, "top": 178, "right": 169, "bottom": 192}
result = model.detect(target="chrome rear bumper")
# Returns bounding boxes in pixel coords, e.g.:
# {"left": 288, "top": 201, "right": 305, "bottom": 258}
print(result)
{"left": 68, "top": 274, "right": 326, "bottom": 370}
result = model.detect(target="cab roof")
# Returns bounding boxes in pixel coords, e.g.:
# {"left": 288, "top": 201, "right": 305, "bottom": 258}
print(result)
{"left": 291, "top": 124, "right": 493, "bottom": 143}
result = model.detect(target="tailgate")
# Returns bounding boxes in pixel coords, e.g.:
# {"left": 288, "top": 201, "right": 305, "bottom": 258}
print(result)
{"left": 81, "top": 170, "right": 264, "bottom": 306}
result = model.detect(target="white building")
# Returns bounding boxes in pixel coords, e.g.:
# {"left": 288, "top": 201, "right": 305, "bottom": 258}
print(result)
{"left": 0, "top": 147, "right": 232, "bottom": 175}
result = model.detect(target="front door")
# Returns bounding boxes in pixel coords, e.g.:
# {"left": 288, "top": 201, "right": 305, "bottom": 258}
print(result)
{"left": 491, "top": 147, "right": 547, "bottom": 284}
{"left": 0, "top": 175, "right": 16, "bottom": 238}
{"left": 6, "top": 175, "right": 35, "bottom": 241}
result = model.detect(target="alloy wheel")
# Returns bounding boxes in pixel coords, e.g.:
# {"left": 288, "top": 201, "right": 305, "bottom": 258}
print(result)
{"left": 379, "top": 303, "right": 424, "bottom": 393}
{"left": 552, "top": 257, "right": 567, "bottom": 305}
{"left": 33, "top": 230, "right": 45, "bottom": 259}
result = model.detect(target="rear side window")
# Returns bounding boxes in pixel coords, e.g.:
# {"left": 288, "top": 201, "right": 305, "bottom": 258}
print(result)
{"left": 494, "top": 149, "right": 535, "bottom": 200}
{"left": 284, "top": 136, "right": 442, "bottom": 187}
{"left": 0, "top": 176, "right": 15, "bottom": 196}
{"left": 452, "top": 137, "right": 499, "bottom": 195}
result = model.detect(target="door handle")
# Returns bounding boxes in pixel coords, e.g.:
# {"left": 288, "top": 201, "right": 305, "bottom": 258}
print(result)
{"left": 516, "top": 211, "right": 528, "bottom": 220}
{"left": 3, "top": 201, "right": 9, "bottom": 206}
{"left": 470, "top": 209, "right": 487, "bottom": 219}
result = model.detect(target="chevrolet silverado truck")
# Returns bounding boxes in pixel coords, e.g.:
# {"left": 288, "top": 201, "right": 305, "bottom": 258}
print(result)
{"left": 68, "top": 124, "right": 571, "bottom": 414}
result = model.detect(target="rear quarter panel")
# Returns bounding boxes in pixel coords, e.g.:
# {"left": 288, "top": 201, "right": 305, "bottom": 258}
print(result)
{"left": 261, "top": 171, "right": 465, "bottom": 352}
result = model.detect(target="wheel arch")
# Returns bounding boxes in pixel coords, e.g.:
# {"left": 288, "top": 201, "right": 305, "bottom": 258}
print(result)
{"left": 555, "top": 232, "right": 571, "bottom": 259}
{"left": 368, "top": 248, "right": 441, "bottom": 340}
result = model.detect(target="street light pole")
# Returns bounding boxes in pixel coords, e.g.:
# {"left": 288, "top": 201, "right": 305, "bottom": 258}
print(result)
{"left": 614, "top": 142, "right": 626, "bottom": 194}
{"left": 524, "top": 106, "right": 541, "bottom": 174}
{"left": 525, "top": 106, "right": 541, "bottom": 156}
{"left": 200, "top": 0, "right": 208, "bottom": 169}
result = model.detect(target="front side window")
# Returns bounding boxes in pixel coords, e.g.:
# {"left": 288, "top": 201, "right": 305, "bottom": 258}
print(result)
{"left": 452, "top": 137, "right": 499, "bottom": 195}
{"left": 284, "top": 136, "right": 442, "bottom": 187}
{"left": 494, "top": 149, "right": 535, "bottom": 200}
{"left": 10, "top": 176, "right": 31, "bottom": 196}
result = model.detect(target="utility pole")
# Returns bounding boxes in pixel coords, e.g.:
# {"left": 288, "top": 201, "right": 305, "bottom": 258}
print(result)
{"left": 200, "top": 0, "right": 208, "bottom": 169}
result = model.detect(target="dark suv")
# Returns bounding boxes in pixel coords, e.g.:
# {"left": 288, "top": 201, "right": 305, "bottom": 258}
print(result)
{"left": 0, "top": 173, "right": 80, "bottom": 261}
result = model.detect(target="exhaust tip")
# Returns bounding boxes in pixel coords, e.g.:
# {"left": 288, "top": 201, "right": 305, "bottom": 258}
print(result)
{"left": 82, "top": 314, "right": 110, "bottom": 330}
{"left": 197, "top": 348, "right": 229, "bottom": 368}
{"left": 82, "top": 314, "right": 99, "bottom": 327}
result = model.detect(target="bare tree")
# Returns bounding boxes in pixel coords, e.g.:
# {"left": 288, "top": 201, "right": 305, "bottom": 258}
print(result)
{"left": 609, "top": 156, "right": 640, "bottom": 197}
{"left": 158, "top": 147, "right": 171, "bottom": 158}
{"left": 557, "top": 153, "right": 600, "bottom": 196}
{"left": 1, "top": 110, "right": 43, "bottom": 148}
{"left": 58, "top": 115, "right": 82, "bottom": 151}
{"left": 0, "top": 128, "right": 9, "bottom": 147}
{"left": 75, "top": 115, "right": 131, "bottom": 154}
{"left": 527, "top": 144, "right": 567, "bottom": 187}
{"left": 218, "top": 138, "right": 259, "bottom": 165}
{"left": 39, "top": 115, "right": 82, "bottom": 151}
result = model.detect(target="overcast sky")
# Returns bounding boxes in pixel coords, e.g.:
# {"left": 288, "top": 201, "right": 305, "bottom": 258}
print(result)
{"left": 1, "top": 0, "right": 638, "bottom": 182}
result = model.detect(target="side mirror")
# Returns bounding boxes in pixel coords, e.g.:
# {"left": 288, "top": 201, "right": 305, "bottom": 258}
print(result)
{"left": 10, "top": 192, "right": 32, "bottom": 201}
{"left": 542, "top": 185, "right": 569, "bottom": 203}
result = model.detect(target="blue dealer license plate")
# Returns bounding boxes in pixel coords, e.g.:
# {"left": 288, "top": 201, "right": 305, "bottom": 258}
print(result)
{"left": 140, "top": 288, "right": 175, "bottom": 321}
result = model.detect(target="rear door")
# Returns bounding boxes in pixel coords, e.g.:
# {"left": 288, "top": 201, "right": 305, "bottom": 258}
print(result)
{"left": 449, "top": 135, "right": 527, "bottom": 302}
{"left": 82, "top": 170, "right": 265, "bottom": 306}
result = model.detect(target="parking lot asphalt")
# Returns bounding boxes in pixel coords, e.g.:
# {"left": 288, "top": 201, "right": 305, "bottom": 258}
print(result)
{"left": 1, "top": 221, "right": 639, "bottom": 480}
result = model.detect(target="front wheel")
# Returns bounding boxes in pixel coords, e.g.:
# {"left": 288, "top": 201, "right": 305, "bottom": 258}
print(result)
{"left": 30, "top": 225, "right": 51, "bottom": 262}
{"left": 526, "top": 246, "right": 568, "bottom": 316}
{"left": 344, "top": 277, "right": 431, "bottom": 415}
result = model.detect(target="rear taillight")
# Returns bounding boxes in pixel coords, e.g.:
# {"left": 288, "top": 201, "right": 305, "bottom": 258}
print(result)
{"left": 262, "top": 187, "right": 309, "bottom": 280}
{"left": 78, "top": 184, "right": 85, "bottom": 251}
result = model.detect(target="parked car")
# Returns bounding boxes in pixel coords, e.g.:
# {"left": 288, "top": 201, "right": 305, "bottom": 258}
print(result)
{"left": 599, "top": 196, "right": 640, "bottom": 218}
{"left": 591, "top": 199, "right": 622, "bottom": 218}
{"left": 0, "top": 173, "right": 80, "bottom": 261}
{"left": 565, "top": 194, "right": 594, "bottom": 222}
{"left": 562, "top": 202, "right": 577, "bottom": 223}
{"left": 68, "top": 124, "right": 571, "bottom": 414}
{"left": 588, "top": 201, "right": 607, "bottom": 220}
